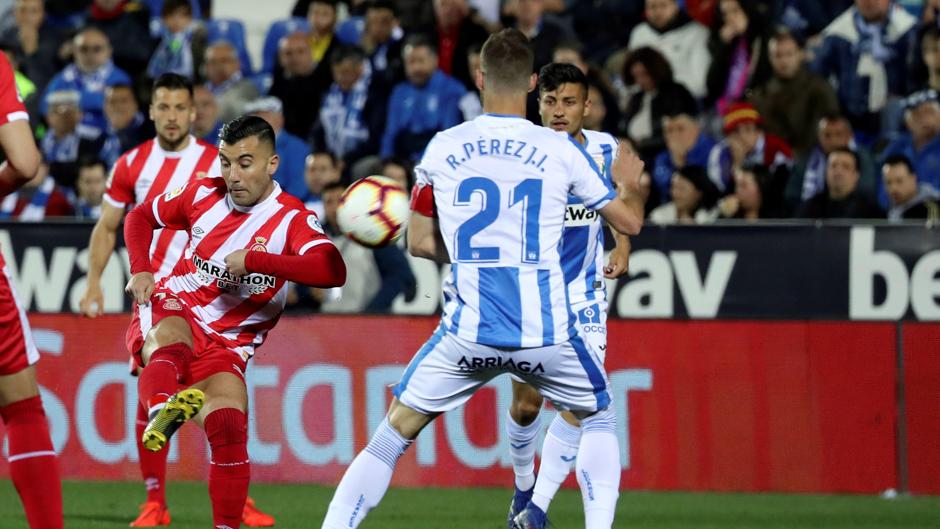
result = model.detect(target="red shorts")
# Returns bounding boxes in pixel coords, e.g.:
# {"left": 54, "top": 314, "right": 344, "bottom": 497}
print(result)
{"left": 126, "top": 288, "right": 247, "bottom": 385}
{"left": 0, "top": 261, "right": 39, "bottom": 375}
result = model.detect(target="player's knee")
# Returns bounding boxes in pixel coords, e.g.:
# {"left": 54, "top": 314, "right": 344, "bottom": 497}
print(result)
{"left": 510, "top": 395, "right": 543, "bottom": 425}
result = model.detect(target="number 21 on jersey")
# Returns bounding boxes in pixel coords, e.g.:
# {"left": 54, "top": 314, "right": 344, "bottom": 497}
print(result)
{"left": 453, "top": 177, "right": 542, "bottom": 263}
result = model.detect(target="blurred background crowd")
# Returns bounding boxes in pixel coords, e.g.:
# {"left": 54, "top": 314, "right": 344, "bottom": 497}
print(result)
{"left": 2, "top": 0, "right": 940, "bottom": 310}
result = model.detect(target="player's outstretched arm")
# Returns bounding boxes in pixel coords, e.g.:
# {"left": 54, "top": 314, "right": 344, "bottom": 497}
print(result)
{"left": 407, "top": 212, "right": 450, "bottom": 263}
{"left": 0, "top": 118, "right": 40, "bottom": 196}
{"left": 80, "top": 202, "right": 125, "bottom": 317}
{"left": 601, "top": 144, "right": 645, "bottom": 236}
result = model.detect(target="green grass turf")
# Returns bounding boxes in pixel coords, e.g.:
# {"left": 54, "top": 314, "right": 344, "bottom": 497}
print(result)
{"left": 1, "top": 480, "right": 938, "bottom": 528}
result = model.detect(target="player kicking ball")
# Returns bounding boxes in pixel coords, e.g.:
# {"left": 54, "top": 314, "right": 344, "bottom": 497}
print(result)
{"left": 319, "top": 29, "right": 645, "bottom": 529}
{"left": 504, "top": 62, "right": 633, "bottom": 529}
{"left": 123, "top": 116, "right": 346, "bottom": 528}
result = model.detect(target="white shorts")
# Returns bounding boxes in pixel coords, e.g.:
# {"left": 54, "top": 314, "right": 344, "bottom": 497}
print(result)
{"left": 509, "top": 300, "right": 607, "bottom": 384}
{"left": 392, "top": 320, "right": 612, "bottom": 414}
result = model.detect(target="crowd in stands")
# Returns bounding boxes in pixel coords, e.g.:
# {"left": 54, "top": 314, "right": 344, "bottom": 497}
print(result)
{"left": 2, "top": 0, "right": 940, "bottom": 307}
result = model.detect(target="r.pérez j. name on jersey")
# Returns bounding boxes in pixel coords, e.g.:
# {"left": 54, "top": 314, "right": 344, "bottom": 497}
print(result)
{"left": 445, "top": 138, "right": 548, "bottom": 171}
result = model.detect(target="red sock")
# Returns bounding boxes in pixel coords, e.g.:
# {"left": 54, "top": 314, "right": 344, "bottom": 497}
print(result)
{"left": 136, "top": 400, "right": 168, "bottom": 505}
{"left": 206, "top": 408, "right": 250, "bottom": 528}
{"left": 138, "top": 343, "right": 191, "bottom": 411}
{"left": 0, "top": 396, "right": 63, "bottom": 529}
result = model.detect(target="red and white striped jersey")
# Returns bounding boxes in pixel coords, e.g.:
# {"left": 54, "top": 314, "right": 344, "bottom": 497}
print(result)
{"left": 104, "top": 136, "right": 221, "bottom": 279}
{"left": 0, "top": 52, "right": 29, "bottom": 272}
{"left": 151, "top": 177, "right": 333, "bottom": 359}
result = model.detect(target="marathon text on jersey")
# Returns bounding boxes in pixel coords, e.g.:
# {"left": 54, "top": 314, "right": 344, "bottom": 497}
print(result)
{"left": 192, "top": 254, "right": 276, "bottom": 292}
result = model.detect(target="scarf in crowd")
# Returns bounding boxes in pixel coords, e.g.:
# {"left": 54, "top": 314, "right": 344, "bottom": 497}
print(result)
{"left": 147, "top": 28, "right": 195, "bottom": 79}
{"left": 854, "top": 9, "right": 892, "bottom": 62}
{"left": 0, "top": 177, "right": 55, "bottom": 220}
{"left": 61, "top": 62, "right": 116, "bottom": 95}
{"left": 321, "top": 72, "right": 372, "bottom": 158}
{"left": 717, "top": 38, "right": 751, "bottom": 115}
{"left": 41, "top": 131, "right": 79, "bottom": 163}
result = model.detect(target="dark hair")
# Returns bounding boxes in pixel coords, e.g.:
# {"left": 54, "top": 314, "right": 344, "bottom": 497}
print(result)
{"left": 330, "top": 44, "right": 366, "bottom": 66}
{"left": 366, "top": 0, "right": 397, "bottom": 16}
{"left": 381, "top": 156, "right": 414, "bottom": 189}
{"left": 219, "top": 115, "right": 276, "bottom": 149}
{"left": 480, "top": 29, "right": 534, "bottom": 92}
{"left": 738, "top": 161, "right": 785, "bottom": 217}
{"left": 322, "top": 180, "right": 346, "bottom": 194}
{"left": 466, "top": 43, "right": 482, "bottom": 56}
{"left": 403, "top": 33, "right": 438, "bottom": 56}
{"left": 710, "top": 0, "right": 770, "bottom": 41}
{"left": 310, "top": 0, "right": 338, "bottom": 8}
{"left": 537, "top": 62, "right": 588, "bottom": 96}
{"left": 311, "top": 149, "right": 338, "bottom": 166}
{"left": 675, "top": 164, "right": 720, "bottom": 209}
{"left": 553, "top": 39, "right": 584, "bottom": 58}
{"left": 161, "top": 0, "right": 193, "bottom": 18}
{"left": 152, "top": 73, "right": 193, "bottom": 98}
{"left": 769, "top": 25, "right": 804, "bottom": 49}
{"left": 883, "top": 154, "right": 916, "bottom": 176}
{"left": 622, "top": 47, "right": 673, "bottom": 88}
{"left": 922, "top": 24, "right": 940, "bottom": 47}
{"left": 78, "top": 157, "right": 107, "bottom": 174}
{"left": 828, "top": 146, "right": 860, "bottom": 171}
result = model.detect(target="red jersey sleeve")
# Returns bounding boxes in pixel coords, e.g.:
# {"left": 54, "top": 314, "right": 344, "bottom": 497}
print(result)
{"left": 103, "top": 156, "right": 135, "bottom": 208}
{"left": 151, "top": 181, "right": 207, "bottom": 230}
{"left": 410, "top": 183, "right": 436, "bottom": 218}
{"left": 287, "top": 210, "right": 334, "bottom": 255}
{"left": 0, "top": 54, "right": 27, "bottom": 126}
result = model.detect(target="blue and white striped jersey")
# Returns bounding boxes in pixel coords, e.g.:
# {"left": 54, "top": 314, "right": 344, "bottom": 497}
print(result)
{"left": 415, "top": 114, "right": 616, "bottom": 348}
{"left": 562, "top": 130, "right": 617, "bottom": 307}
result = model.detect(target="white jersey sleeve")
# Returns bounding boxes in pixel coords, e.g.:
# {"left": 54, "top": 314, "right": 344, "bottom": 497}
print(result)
{"left": 564, "top": 135, "right": 617, "bottom": 211}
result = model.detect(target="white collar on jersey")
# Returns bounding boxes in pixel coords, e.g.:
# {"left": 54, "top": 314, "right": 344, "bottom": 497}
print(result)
{"left": 155, "top": 135, "right": 198, "bottom": 158}
{"left": 226, "top": 181, "right": 283, "bottom": 213}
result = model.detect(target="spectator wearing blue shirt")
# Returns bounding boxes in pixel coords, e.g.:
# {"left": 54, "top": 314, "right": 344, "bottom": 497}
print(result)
{"left": 42, "top": 27, "right": 132, "bottom": 135}
{"left": 192, "top": 84, "right": 222, "bottom": 143}
{"left": 246, "top": 96, "right": 311, "bottom": 201}
{"left": 652, "top": 99, "right": 715, "bottom": 206}
{"left": 380, "top": 34, "right": 468, "bottom": 162}
{"left": 880, "top": 89, "right": 940, "bottom": 207}
{"left": 811, "top": 0, "right": 916, "bottom": 140}
{"left": 41, "top": 89, "right": 107, "bottom": 190}
{"left": 101, "top": 84, "right": 153, "bottom": 168}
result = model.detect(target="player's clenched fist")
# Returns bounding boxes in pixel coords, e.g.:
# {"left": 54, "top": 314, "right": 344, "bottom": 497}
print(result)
{"left": 125, "top": 272, "right": 156, "bottom": 305}
{"left": 79, "top": 283, "right": 104, "bottom": 317}
{"left": 225, "top": 249, "right": 249, "bottom": 277}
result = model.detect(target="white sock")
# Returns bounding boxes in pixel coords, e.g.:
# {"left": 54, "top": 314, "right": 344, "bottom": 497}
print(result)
{"left": 531, "top": 414, "right": 581, "bottom": 512}
{"left": 575, "top": 408, "right": 621, "bottom": 529}
{"left": 506, "top": 411, "right": 541, "bottom": 491}
{"left": 321, "top": 419, "right": 412, "bottom": 529}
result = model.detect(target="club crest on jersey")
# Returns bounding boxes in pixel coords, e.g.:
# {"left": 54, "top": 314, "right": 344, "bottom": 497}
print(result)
{"left": 307, "top": 215, "right": 324, "bottom": 233}
{"left": 592, "top": 154, "right": 606, "bottom": 175}
{"left": 249, "top": 236, "right": 268, "bottom": 252}
{"left": 163, "top": 187, "right": 185, "bottom": 202}
{"left": 162, "top": 298, "right": 182, "bottom": 311}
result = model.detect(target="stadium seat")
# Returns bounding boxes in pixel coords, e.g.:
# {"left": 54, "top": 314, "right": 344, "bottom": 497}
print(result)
{"left": 261, "top": 17, "right": 310, "bottom": 74}
{"left": 207, "top": 18, "right": 254, "bottom": 76}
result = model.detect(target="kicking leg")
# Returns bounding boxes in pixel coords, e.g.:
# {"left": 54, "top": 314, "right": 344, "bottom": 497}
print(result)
{"left": 530, "top": 411, "right": 581, "bottom": 512}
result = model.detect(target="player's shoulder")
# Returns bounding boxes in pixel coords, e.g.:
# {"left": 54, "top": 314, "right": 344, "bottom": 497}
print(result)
{"left": 114, "top": 139, "right": 156, "bottom": 171}
{"left": 193, "top": 137, "right": 219, "bottom": 154}
{"left": 583, "top": 129, "right": 617, "bottom": 149}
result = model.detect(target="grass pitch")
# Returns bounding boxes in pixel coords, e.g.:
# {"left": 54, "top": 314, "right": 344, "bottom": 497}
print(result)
{"left": 0, "top": 480, "right": 938, "bottom": 528}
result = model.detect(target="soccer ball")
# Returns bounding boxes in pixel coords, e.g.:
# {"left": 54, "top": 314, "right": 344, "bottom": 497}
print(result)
{"left": 337, "top": 175, "right": 410, "bottom": 248}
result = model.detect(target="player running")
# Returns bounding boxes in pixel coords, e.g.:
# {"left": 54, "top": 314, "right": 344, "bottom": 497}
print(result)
{"left": 123, "top": 115, "right": 346, "bottom": 529}
{"left": 0, "top": 52, "right": 64, "bottom": 529}
{"left": 319, "top": 29, "right": 644, "bottom": 529}
{"left": 78, "top": 73, "right": 276, "bottom": 527}
{"left": 505, "top": 62, "right": 632, "bottom": 529}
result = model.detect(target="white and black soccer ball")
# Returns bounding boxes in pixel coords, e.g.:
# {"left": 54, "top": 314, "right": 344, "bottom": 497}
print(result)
{"left": 337, "top": 175, "right": 410, "bottom": 248}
